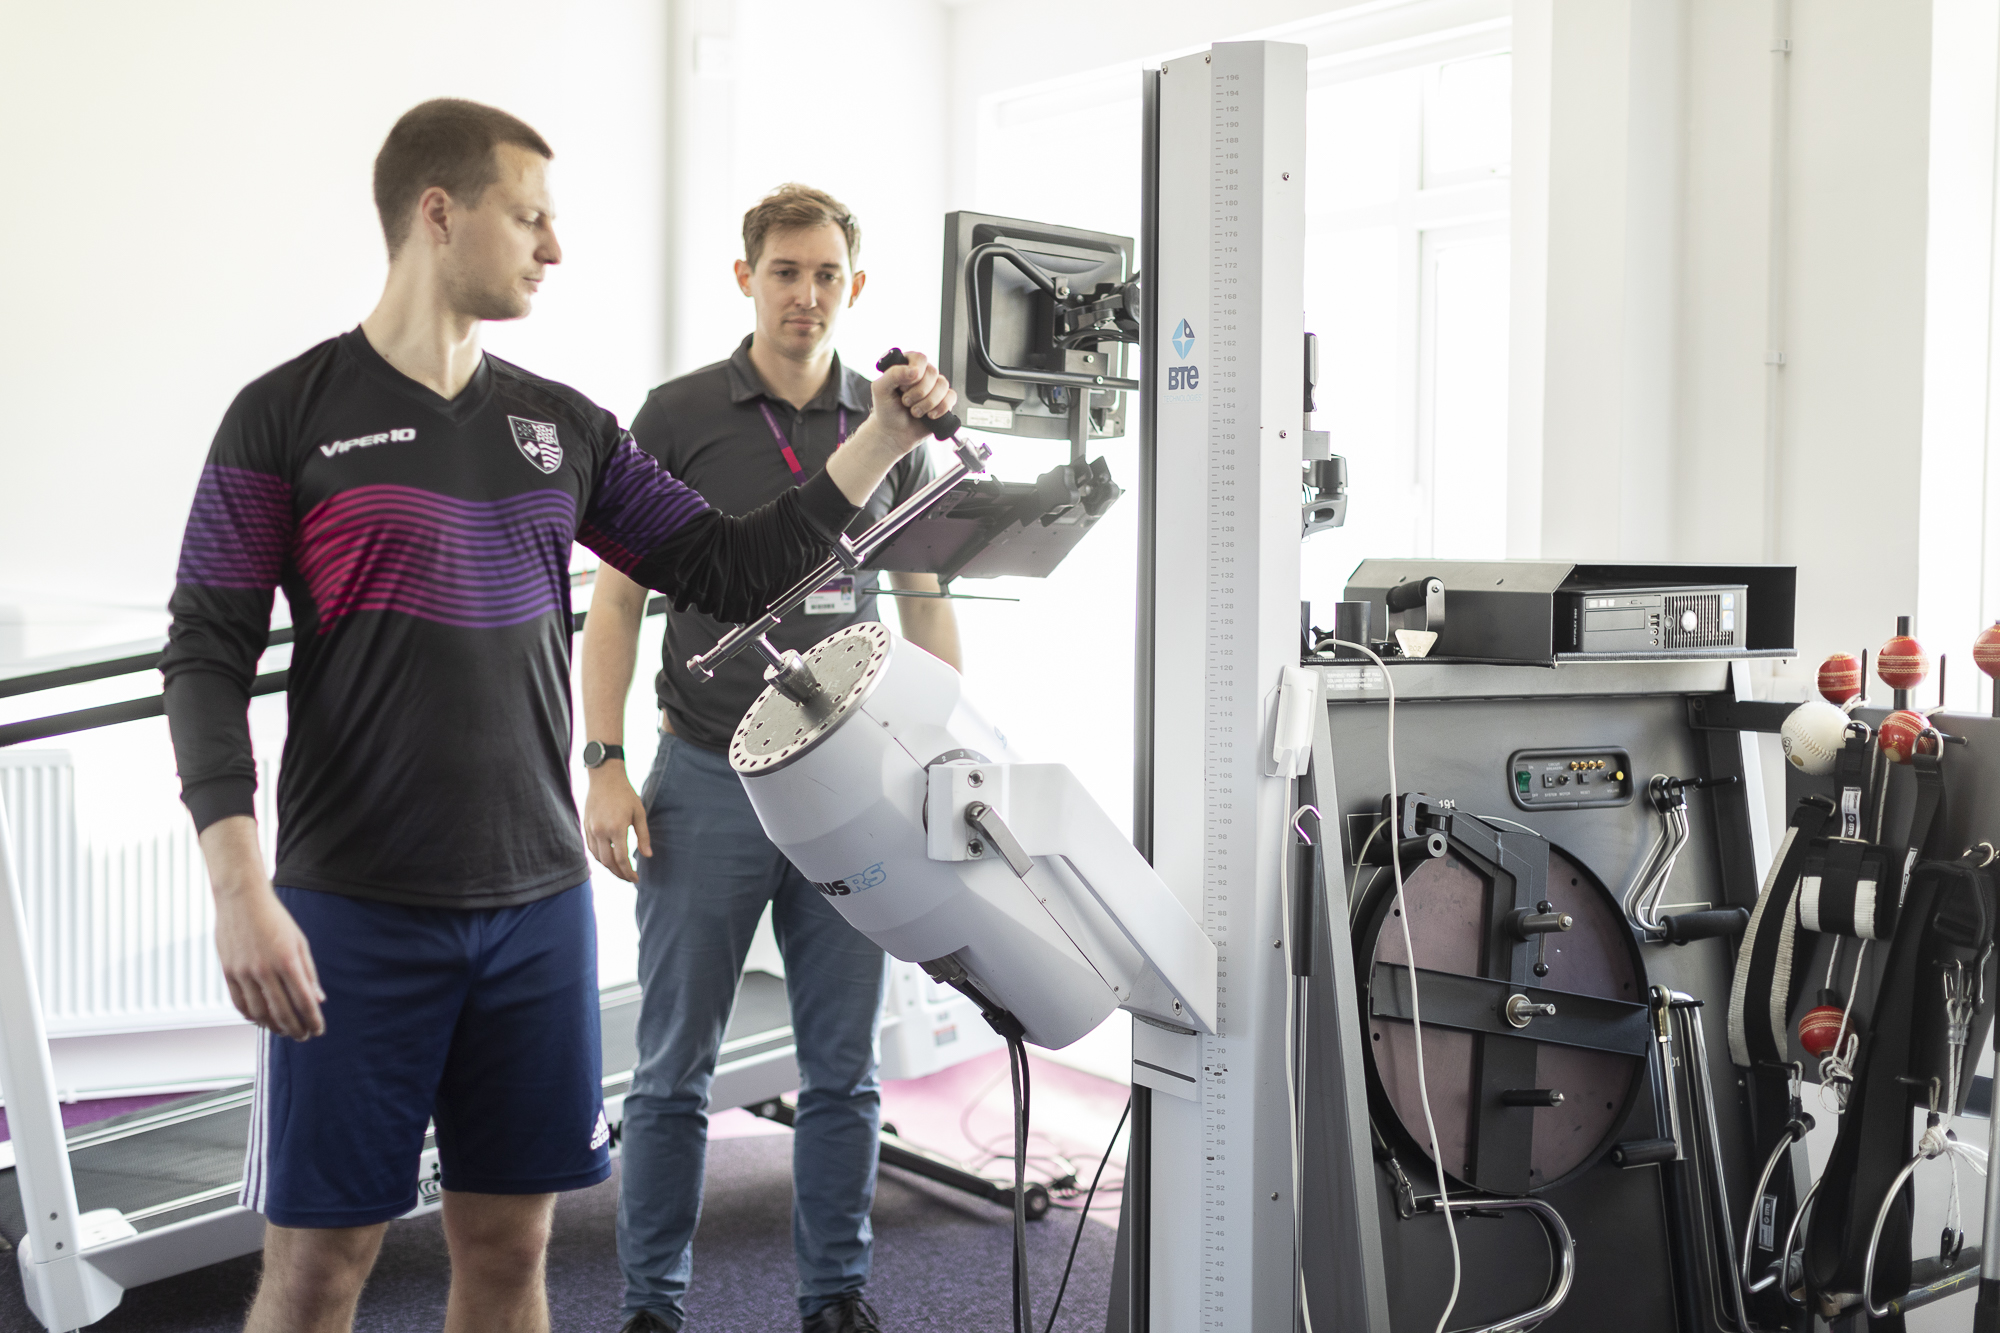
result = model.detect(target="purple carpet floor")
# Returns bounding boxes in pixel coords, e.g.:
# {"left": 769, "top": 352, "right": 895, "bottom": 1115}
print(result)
{"left": 0, "top": 1132, "right": 1119, "bottom": 1332}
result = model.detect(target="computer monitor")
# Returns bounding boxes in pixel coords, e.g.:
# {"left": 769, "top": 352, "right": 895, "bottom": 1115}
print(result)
{"left": 937, "top": 212, "right": 1137, "bottom": 446}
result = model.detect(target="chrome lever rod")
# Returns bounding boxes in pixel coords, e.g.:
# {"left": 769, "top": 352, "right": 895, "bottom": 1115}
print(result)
{"left": 687, "top": 435, "right": 991, "bottom": 680}
{"left": 1419, "top": 1195, "right": 1575, "bottom": 1333}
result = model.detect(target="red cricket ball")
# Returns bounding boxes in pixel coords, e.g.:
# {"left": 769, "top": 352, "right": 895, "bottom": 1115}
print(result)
{"left": 1974, "top": 622, "right": 2000, "bottom": 680}
{"left": 1799, "top": 1005, "right": 1846, "bottom": 1059}
{"left": 1877, "top": 709, "right": 1937, "bottom": 764}
{"left": 1877, "top": 634, "right": 1930, "bottom": 689}
{"left": 1817, "top": 653, "right": 1862, "bottom": 706}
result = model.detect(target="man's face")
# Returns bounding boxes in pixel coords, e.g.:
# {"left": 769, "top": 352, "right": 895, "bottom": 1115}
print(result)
{"left": 737, "top": 222, "right": 864, "bottom": 361}
{"left": 436, "top": 143, "right": 562, "bottom": 322}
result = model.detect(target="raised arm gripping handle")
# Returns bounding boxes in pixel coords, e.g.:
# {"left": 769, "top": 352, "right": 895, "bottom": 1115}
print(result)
{"left": 876, "top": 348, "right": 963, "bottom": 439}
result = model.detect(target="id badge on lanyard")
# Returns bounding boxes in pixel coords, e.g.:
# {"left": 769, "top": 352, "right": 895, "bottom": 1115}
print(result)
{"left": 805, "top": 577, "right": 857, "bottom": 615}
{"left": 760, "top": 401, "right": 855, "bottom": 615}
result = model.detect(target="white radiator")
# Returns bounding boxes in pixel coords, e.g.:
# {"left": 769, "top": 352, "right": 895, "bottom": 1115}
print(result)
{"left": 0, "top": 750, "right": 269, "bottom": 1036}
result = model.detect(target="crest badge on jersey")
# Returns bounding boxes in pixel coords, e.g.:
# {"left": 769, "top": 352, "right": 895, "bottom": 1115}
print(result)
{"left": 508, "top": 416, "right": 564, "bottom": 474}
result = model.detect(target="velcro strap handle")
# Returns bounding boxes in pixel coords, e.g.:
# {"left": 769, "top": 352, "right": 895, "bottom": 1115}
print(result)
{"left": 1796, "top": 839, "right": 1895, "bottom": 940}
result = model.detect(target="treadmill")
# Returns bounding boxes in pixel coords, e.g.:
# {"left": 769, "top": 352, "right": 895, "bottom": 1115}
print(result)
{"left": 2, "top": 831, "right": 1046, "bottom": 1333}
{"left": 0, "top": 885, "right": 802, "bottom": 1333}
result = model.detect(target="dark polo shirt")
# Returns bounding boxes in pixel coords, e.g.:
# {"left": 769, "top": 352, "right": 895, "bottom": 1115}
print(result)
{"left": 629, "top": 335, "right": 937, "bottom": 752}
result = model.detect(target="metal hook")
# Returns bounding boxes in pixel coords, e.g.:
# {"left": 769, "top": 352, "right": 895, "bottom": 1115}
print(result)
{"left": 1293, "top": 804, "right": 1321, "bottom": 845}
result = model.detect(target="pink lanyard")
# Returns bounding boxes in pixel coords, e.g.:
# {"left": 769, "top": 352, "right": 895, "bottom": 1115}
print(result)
{"left": 757, "top": 402, "right": 848, "bottom": 485}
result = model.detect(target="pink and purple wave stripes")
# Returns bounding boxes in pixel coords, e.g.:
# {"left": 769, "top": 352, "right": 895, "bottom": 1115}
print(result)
{"left": 578, "top": 437, "right": 710, "bottom": 573}
{"left": 295, "top": 484, "right": 577, "bottom": 632}
{"left": 176, "top": 464, "right": 294, "bottom": 589}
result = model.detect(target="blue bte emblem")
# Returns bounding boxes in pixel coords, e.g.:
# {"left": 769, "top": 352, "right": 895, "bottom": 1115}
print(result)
{"left": 1168, "top": 318, "right": 1201, "bottom": 391}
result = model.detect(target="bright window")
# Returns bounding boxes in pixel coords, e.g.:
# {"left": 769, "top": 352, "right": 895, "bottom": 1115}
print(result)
{"left": 963, "top": 16, "right": 1515, "bottom": 831}
{"left": 1302, "top": 51, "right": 1513, "bottom": 608}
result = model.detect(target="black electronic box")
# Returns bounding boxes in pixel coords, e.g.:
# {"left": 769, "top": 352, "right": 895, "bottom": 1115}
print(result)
{"left": 1556, "top": 584, "right": 1748, "bottom": 654}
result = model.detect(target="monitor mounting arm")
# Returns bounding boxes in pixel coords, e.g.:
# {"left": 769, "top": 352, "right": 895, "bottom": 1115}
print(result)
{"left": 965, "top": 242, "right": 1142, "bottom": 467}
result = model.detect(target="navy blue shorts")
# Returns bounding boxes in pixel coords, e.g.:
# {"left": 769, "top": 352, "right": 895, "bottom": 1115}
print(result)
{"left": 241, "top": 882, "right": 611, "bottom": 1228}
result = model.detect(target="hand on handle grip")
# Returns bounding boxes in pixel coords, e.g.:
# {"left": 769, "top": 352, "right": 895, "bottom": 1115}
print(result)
{"left": 877, "top": 348, "right": 962, "bottom": 439}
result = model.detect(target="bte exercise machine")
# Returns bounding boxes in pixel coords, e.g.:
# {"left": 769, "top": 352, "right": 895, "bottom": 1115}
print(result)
{"left": 694, "top": 37, "right": 2000, "bottom": 1333}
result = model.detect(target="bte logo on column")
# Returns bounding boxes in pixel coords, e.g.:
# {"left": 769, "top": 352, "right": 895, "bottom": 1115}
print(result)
{"left": 1167, "top": 318, "right": 1201, "bottom": 395}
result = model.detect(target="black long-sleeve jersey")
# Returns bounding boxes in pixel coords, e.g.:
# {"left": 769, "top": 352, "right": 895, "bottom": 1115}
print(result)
{"left": 161, "top": 328, "right": 857, "bottom": 909}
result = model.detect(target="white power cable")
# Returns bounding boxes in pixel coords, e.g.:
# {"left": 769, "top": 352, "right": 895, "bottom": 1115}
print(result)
{"left": 1332, "top": 639, "right": 1462, "bottom": 1333}
{"left": 1348, "top": 817, "right": 1388, "bottom": 923}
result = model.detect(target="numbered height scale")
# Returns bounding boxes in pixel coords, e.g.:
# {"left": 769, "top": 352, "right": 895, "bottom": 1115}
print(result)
{"left": 1199, "top": 53, "right": 1249, "bottom": 1333}
{"left": 1146, "top": 37, "right": 1305, "bottom": 1333}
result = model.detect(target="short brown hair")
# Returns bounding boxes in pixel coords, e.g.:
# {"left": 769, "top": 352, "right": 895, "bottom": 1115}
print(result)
{"left": 742, "top": 184, "right": 861, "bottom": 270}
{"left": 373, "top": 99, "right": 553, "bottom": 256}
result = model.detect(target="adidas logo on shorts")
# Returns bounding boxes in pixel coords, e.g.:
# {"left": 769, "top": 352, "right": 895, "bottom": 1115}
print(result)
{"left": 590, "top": 1109, "right": 611, "bottom": 1150}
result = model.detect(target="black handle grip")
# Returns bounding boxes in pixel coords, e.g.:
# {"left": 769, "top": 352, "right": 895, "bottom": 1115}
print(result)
{"left": 1611, "top": 1138, "right": 1679, "bottom": 1168}
{"left": 1384, "top": 578, "right": 1436, "bottom": 613}
{"left": 1659, "top": 907, "right": 1750, "bottom": 946}
{"left": 875, "top": 348, "right": 962, "bottom": 440}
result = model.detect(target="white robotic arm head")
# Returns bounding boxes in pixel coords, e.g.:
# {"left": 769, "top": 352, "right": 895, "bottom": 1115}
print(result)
{"left": 728, "top": 622, "right": 1215, "bottom": 1049}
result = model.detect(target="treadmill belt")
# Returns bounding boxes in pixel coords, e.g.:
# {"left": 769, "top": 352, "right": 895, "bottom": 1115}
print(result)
{"left": 0, "top": 1090, "right": 251, "bottom": 1247}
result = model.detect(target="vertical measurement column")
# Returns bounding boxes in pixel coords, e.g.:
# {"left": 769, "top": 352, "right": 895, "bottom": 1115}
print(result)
{"left": 1198, "top": 57, "right": 1246, "bottom": 1333}
{"left": 1147, "top": 40, "right": 1303, "bottom": 1333}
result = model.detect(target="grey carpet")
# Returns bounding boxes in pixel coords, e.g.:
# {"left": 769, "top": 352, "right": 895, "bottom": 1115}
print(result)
{"left": 0, "top": 1135, "right": 1116, "bottom": 1332}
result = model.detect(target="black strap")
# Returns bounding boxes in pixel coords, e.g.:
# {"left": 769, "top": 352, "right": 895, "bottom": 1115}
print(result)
{"left": 1805, "top": 860, "right": 1996, "bottom": 1321}
{"left": 1729, "top": 795, "right": 1834, "bottom": 1068}
{"left": 1796, "top": 839, "right": 1896, "bottom": 940}
{"left": 1907, "top": 751, "right": 1949, "bottom": 860}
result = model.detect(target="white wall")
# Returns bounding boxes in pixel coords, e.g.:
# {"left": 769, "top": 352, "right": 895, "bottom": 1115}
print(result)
{"left": 662, "top": 0, "right": 951, "bottom": 385}
{"left": 1917, "top": 0, "right": 2000, "bottom": 710}
{"left": 1519, "top": 0, "right": 1683, "bottom": 563}
{"left": 0, "top": 1, "right": 672, "bottom": 633}
{"left": 1778, "top": 3, "right": 1934, "bottom": 684}
{"left": 943, "top": 0, "right": 1393, "bottom": 192}
{"left": 1517, "top": 0, "right": 1937, "bottom": 691}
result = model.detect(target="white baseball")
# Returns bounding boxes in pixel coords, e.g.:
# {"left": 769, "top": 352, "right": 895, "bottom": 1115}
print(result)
{"left": 1780, "top": 699, "right": 1849, "bottom": 776}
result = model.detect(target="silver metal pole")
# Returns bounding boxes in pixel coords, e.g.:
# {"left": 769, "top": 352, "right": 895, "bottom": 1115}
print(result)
{"left": 1980, "top": 1037, "right": 2000, "bottom": 1330}
{"left": 687, "top": 437, "right": 990, "bottom": 679}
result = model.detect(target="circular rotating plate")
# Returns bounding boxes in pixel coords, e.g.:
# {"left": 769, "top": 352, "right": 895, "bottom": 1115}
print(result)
{"left": 1360, "top": 839, "right": 1647, "bottom": 1197}
{"left": 729, "top": 621, "right": 891, "bottom": 775}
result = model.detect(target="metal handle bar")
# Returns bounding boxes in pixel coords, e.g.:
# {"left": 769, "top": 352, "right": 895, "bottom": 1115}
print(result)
{"left": 687, "top": 435, "right": 991, "bottom": 679}
{"left": 1741, "top": 1116, "right": 1812, "bottom": 1293}
{"left": 1862, "top": 1151, "right": 1933, "bottom": 1319}
{"left": 1417, "top": 1195, "right": 1575, "bottom": 1333}
{"left": 1776, "top": 1175, "right": 1823, "bottom": 1310}
{"left": 1669, "top": 993, "right": 1759, "bottom": 1333}
{"left": 964, "top": 242, "right": 1141, "bottom": 394}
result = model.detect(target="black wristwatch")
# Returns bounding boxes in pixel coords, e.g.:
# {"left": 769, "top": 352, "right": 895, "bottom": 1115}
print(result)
{"left": 582, "top": 741, "right": 625, "bottom": 769}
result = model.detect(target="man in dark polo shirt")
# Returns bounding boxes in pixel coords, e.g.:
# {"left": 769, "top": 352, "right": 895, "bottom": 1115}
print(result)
{"left": 581, "top": 185, "right": 958, "bottom": 1333}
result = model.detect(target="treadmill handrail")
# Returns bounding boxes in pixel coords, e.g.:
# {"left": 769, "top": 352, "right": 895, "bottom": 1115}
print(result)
{"left": 0, "top": 803, "right": 120, "bottom": 1327}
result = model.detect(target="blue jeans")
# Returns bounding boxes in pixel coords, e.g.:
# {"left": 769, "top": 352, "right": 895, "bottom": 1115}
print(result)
{"left": 617, "top": 732, "right": 889, "bottom": 1324}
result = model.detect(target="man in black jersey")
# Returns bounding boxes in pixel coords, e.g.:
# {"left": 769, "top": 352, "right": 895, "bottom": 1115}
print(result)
{"left": 579, "top": 186, "right": 958, "bottom": 1333}
{"left": 161, "top": 100, "right": 954, "bottom": 1333}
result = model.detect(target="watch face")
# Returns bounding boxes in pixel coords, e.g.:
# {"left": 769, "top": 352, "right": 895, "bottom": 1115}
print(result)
{"left": 583, "top": 741, "right": 606, "bottom": 768}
